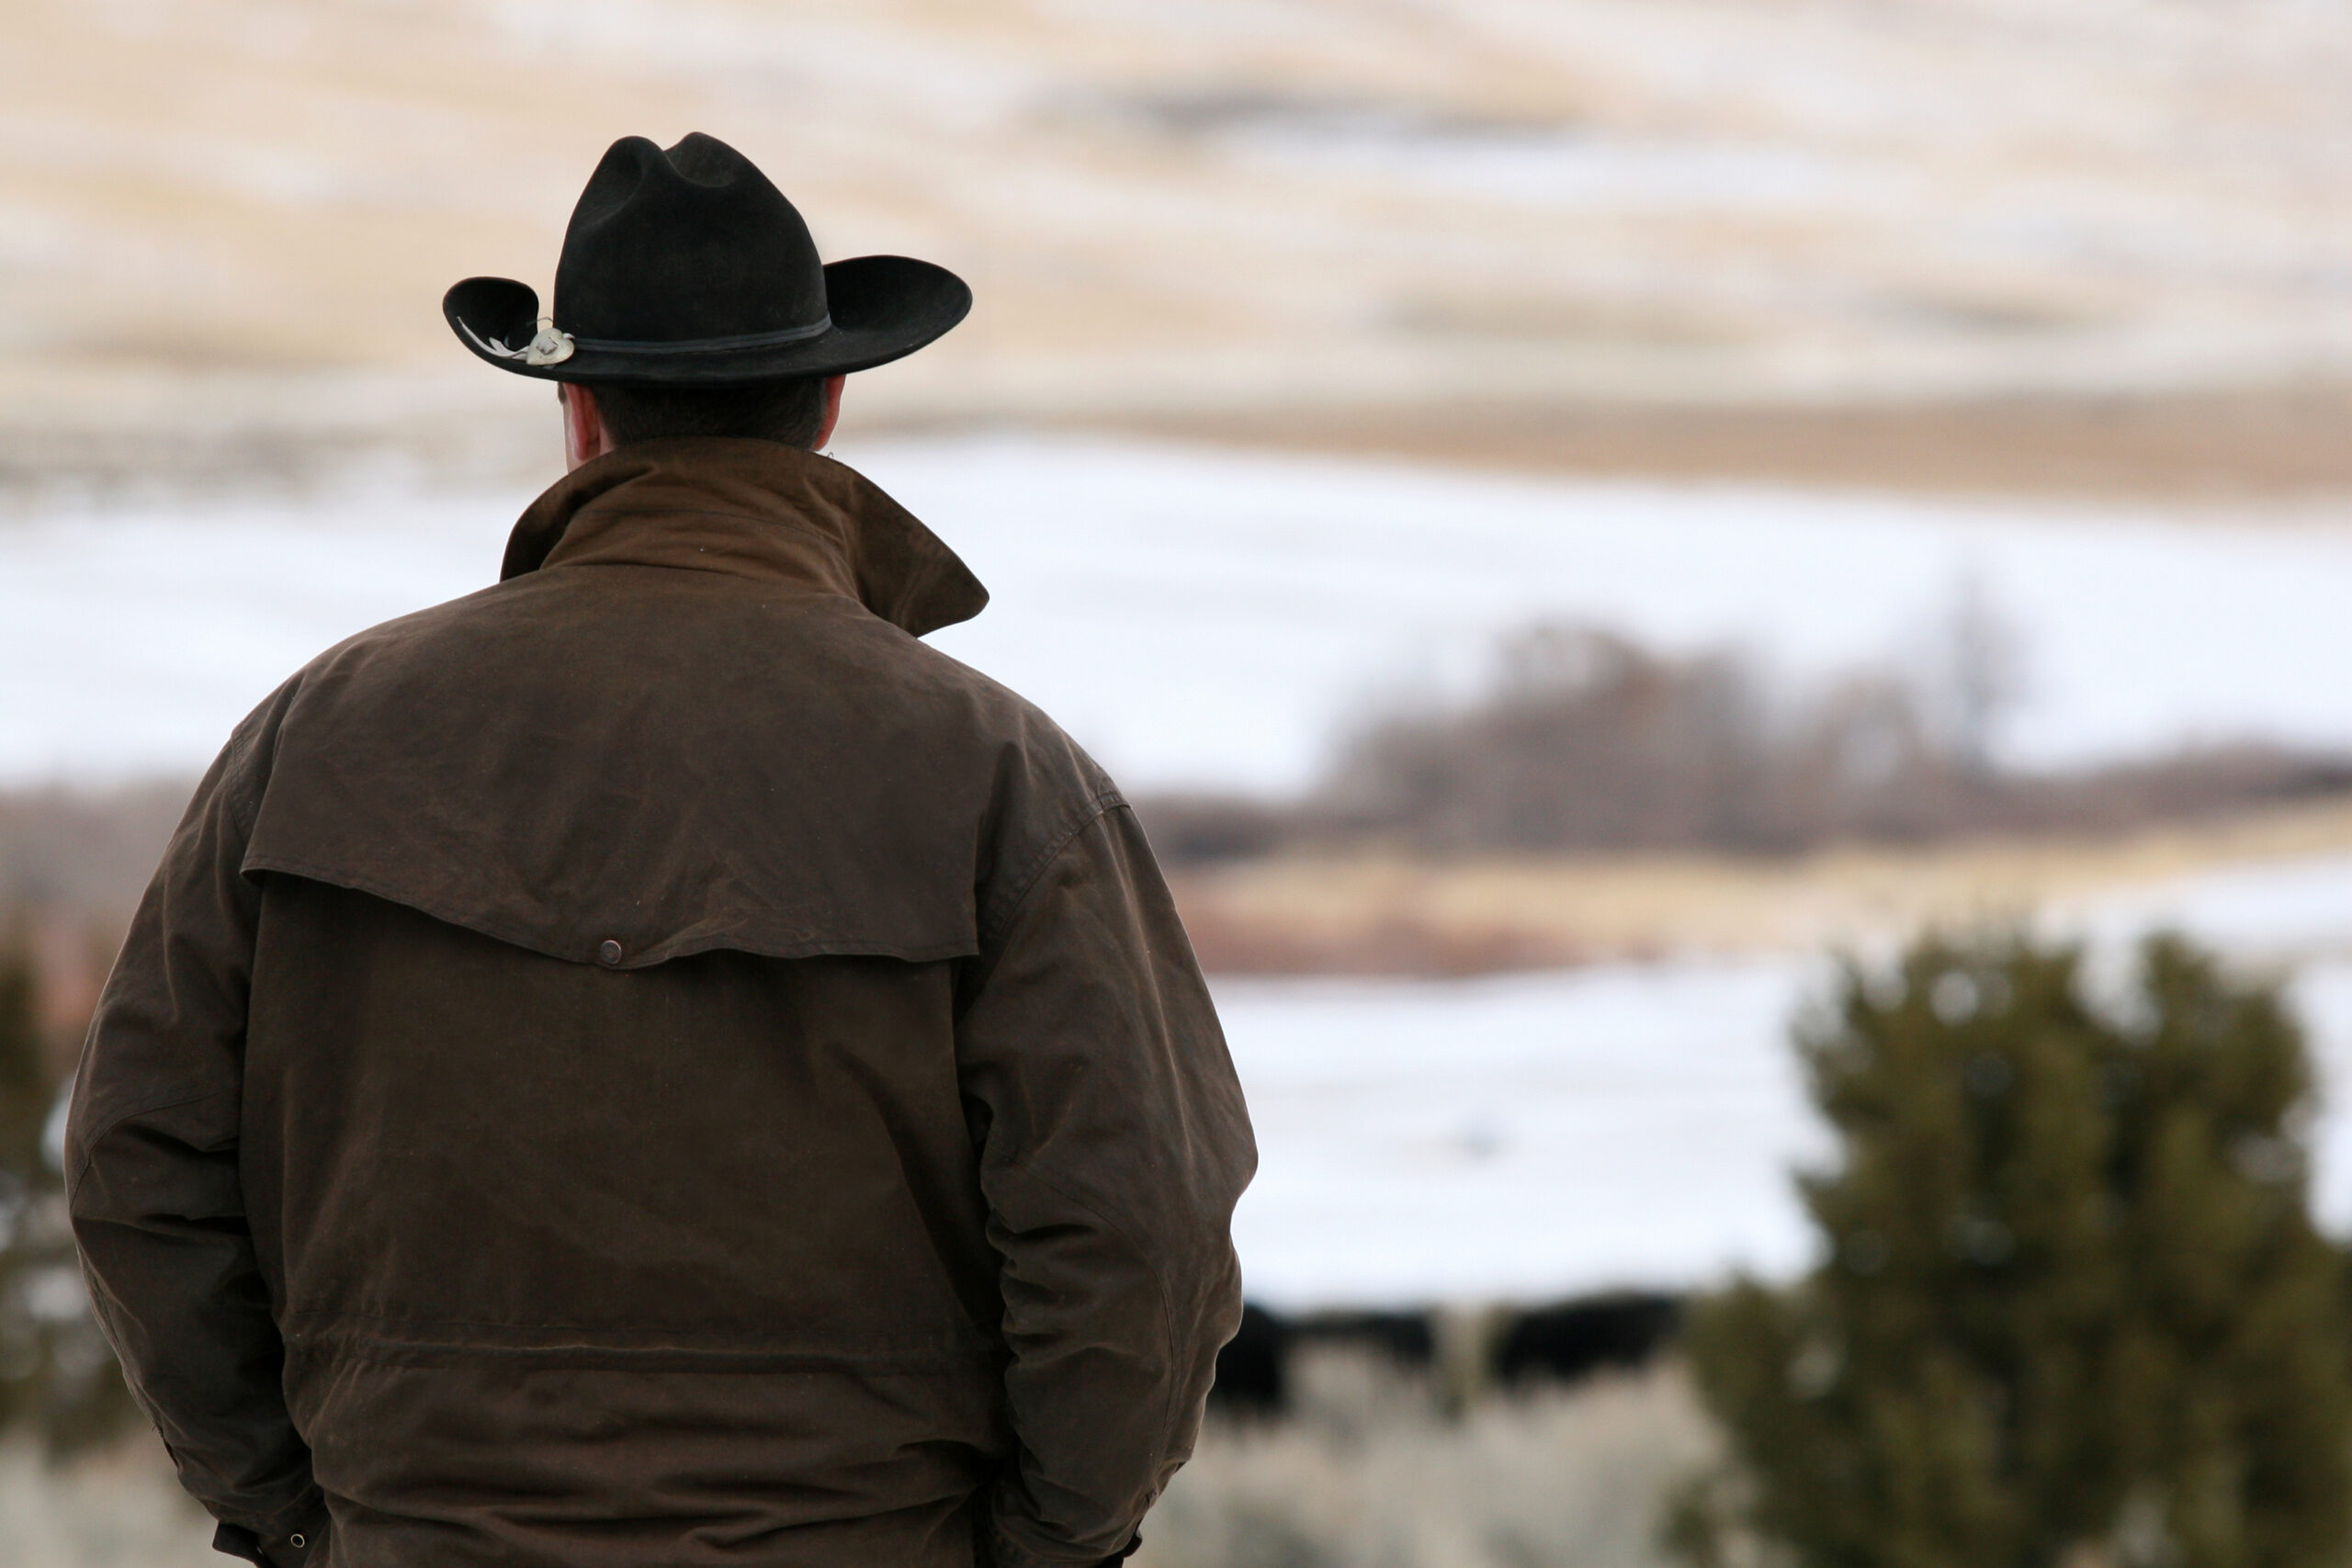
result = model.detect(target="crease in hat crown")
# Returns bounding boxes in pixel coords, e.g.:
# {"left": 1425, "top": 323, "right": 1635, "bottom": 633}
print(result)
{"left": 442, "top": 132, "right": 972, "bottom": 385}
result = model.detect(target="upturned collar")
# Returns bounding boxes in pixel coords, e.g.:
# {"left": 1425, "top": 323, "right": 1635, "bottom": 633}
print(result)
{"left": 500, "top": 437, "right": 989, "bottom": 637}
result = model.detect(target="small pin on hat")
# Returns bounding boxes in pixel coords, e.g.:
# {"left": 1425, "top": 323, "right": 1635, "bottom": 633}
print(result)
{"left": 523, "top": 321, "right": 576, "bottom": 367}
{"left": 459, "top": 316, "right": 574, "bottom": 367}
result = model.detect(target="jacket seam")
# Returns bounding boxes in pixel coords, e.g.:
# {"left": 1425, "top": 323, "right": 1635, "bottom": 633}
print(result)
{"left": 217, "top": 684, "right": 288, "bottom": 843}
{"left": 241, "top": 856, "right": 979, "bottom": 967}
{"left": 977, "top": 790, "right": 1125, "bottom": 957}
{"left": 69, "top": 1083, "right": 239, "bottom": 1188}
{"left": 295, "top": 1340, "right": 982, "bottom": 1372}
{"left": 279, "top": 1302, "right": 985, "bottom": 1343}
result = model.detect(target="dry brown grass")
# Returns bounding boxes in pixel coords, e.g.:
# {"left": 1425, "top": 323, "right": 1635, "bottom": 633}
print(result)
{"left": 1170, "top": 796, "right": 2352, "bottom": 976}
{"left": 1138, "top": 387, "right": 2352, "bottom": 502}
{"left": 1140, "top": 1354, "right": 1712, "bottom": 1568}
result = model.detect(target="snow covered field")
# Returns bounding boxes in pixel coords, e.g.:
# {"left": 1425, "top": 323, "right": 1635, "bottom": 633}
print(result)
{"left": 7, "top": 434, "right": 2352, "bottom": 791}
{"left": 1219, "top": 942, "right": 2352, "bottom": 1312}
{"left": 1216, "top": 957, "right": 1825, "bottom": 1308}
{"left": 9, "top": 434, "right": 2352, "bottom": 1304}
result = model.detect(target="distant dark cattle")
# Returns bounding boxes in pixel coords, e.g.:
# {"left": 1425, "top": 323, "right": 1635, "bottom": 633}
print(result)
{"left": 1492, "top": 1291, "right": 1682, "bottom": 1386}
{"left": 1207, "top": 1303, "right": 1290, "bottom": 1415}
{"left": 1208, "top": 1304, "right": 1434, "bottom": 1416}
{"left": 1291, "top": 1308, "right": 1435, "bottom": 1368}
{"left": 1211, "top": 1292, "right": 1680, "bottom": 1417}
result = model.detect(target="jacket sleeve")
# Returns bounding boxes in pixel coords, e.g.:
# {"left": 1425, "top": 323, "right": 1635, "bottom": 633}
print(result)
{"left": 63, "top": 703, "right": 326, "bottom": 1566}
{"left": 957, "top": 801, "right": 1257, "bottom": 1568}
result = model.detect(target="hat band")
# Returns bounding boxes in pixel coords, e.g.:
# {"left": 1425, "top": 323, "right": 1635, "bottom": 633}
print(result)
{"left": 569, "top": 316, "right": 835, "bottom": 354}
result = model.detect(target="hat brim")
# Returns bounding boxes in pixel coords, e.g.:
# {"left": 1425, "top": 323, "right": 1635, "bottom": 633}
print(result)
{"left": 443, "top": 255, "right": 971, "bottom": 385}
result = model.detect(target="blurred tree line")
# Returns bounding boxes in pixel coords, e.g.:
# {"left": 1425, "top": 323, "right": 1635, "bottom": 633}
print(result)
{"left": 1139, "top": 621, "right": 2352, "bottom": 863}
{"left": 1673, "top": 931, "right": 2352, "bottom": 1568}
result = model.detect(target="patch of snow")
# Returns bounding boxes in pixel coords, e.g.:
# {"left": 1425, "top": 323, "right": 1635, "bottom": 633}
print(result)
{"left": 0, "top": 486, "right": 508, "bottom": 782}
{"left": 1219, "top": 858, "right": 2352, "bottom": 1310}
{"left": 1213, "top": 959, "right": 1824, "bottom": 1310}
{"left": 6, "top": 435, "right": 2352, "bottom": 800}
{"left": 866, "top": 435, "right": 2352, "bottom": 794}
{"left": 2072, "top": 851, "right": 2352, "bottom": 964}
{"left": 1218, "top": 116, "right": 1913, "bottom": 213}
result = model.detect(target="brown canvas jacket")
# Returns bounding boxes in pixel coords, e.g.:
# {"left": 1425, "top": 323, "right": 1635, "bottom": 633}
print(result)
{"left": 64, "top": 439, "right": 1257, "bottom": 1568}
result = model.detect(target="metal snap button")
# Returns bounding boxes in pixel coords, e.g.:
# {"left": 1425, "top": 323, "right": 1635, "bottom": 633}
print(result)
{"left": 597, "top": 940, "right": 624, "bottom": 966}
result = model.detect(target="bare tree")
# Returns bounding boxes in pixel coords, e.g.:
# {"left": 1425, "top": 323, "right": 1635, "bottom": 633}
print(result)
{"left": 1931, "top": 570, "right": 2026, "bottom": 779}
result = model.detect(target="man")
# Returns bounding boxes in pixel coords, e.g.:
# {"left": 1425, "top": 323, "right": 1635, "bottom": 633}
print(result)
{"left": 66, "top": 133, "right": 1255, "bottom": 1568}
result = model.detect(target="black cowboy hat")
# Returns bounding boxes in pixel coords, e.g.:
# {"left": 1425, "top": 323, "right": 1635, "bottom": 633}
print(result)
{"left": 444, "top": 133, "right": 969, "bottom": 385}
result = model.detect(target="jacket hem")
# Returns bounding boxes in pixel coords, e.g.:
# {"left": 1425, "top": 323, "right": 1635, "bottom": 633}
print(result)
{"left": 989, "top": 1518, "right": 1132, "bottom": 1568}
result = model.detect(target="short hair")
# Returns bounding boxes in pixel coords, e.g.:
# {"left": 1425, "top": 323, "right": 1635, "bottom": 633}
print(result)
{"left": 584, "top": 376, "right": 831, "bottom": 450}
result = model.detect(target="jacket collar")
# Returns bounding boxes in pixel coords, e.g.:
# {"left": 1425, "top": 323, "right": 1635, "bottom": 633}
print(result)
{"left": 500, "top": 437, "right": 989, "bottom": 637}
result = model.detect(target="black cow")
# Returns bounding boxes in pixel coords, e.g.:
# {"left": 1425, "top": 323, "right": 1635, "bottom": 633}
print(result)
{"left": 1211, "top": 1292, "right": 1681, "bottom": 1417}
{"left": 1291, "top": 1308, "right": 1436, "bottom": 1368}
{"left": 1207, "top": 1303, "right": 1291, "bottom": 1415}
{"left": 1491, "top": 1291, "right": 1682, "bottom": 1386}
{"left": 1208, "top": 1304, "right": 1437, "bottom": 1416}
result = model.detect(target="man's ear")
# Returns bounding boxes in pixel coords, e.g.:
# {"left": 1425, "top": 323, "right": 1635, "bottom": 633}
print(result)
{"left": 561, "top": 384, "right": 611, "bottom": 471}
{"left": 814, "top": 376, "right": 846, "bottom": 451}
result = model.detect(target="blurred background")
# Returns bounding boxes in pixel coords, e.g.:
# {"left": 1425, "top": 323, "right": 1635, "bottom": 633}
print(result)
{"left": 10, "top": 2, "right": 2352, "bottom": 1565}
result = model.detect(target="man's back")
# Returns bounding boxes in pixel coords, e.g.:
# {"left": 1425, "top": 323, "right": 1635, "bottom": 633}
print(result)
{"left": 68, "top": 441, "right": 1255, "bottom": 1567}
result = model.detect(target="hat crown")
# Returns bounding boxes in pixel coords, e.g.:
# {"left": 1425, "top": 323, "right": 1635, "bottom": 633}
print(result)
{"left": 553, "top": 134, "right": 828, "bottom": 345}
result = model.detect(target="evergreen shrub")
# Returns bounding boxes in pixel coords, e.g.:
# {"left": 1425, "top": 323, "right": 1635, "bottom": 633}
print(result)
{"left": 1671, "top": 931, "right": 2352, "bottom": 1568}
